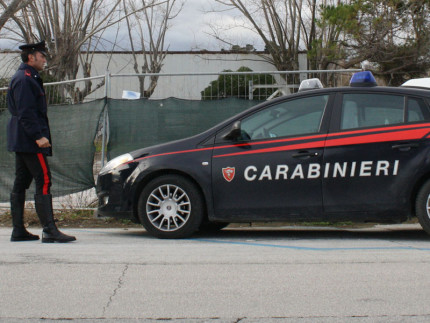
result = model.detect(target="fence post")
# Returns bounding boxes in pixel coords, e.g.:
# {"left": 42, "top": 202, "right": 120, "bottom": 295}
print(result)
{"left": 105, "top": 70, "right": 111, "bottom": 98}
{"left": 100, "top": 71, "right": 111, "bottom": 168}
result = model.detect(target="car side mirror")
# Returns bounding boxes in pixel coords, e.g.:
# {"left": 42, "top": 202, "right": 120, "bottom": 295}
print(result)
{"left": 223, "top": 121, "right": 242, "bottom": 141}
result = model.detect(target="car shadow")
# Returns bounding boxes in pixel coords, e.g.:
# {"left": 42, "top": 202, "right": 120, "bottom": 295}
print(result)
{"left": 193, "top": 225, "right": 430, "bottom": 242}
{"left": 109, "top": 224, "right": 430, "bottom": 242}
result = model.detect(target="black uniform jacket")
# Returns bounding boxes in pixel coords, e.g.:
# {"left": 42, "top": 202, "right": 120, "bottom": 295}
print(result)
{"left": 7, "top": 63, "right": 52, "bottom": 156}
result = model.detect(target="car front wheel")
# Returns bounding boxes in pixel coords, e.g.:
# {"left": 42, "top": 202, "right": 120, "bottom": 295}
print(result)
{"left": 138, "top": 175, "right": 204, "bottom": 238}
{"left": 415, "top": 180, "right": 430, "bottom": 236}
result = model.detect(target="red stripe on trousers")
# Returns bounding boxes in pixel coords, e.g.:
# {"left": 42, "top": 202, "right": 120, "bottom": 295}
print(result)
{"left": 37, "top": 153, "right": 50, "bottom": 195}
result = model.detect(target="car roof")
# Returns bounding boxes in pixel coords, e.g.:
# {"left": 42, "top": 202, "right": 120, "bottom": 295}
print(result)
{"left": 285, "top": 85, "right": 430, "bottom": 98}
{"left": 401, "top": 78, "right": 430, "bottom": 90}
{"left": 225, "top": 85, "right": 430, "bottom": 122}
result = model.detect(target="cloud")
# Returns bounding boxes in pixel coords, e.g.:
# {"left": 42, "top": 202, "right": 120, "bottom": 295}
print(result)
{"left": 0, "top": 0, "right": 264, "bottom": 52}
{"left": 164, "top": 0, "right": 263, "bottom": 51}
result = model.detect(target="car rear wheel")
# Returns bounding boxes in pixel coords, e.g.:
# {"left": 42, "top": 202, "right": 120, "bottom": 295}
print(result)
{"left": 138, "top": 175, "right": 204, "bottom": 238}
{"left": 415, "top": 180, "right": 430, "bottom": 235}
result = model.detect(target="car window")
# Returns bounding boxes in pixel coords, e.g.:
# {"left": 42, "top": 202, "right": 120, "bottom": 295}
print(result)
{"left": 408, "top": 97, "right": 429, "bottom": 122}
{"left": 240, "top": 95, "right": 329, "bottom": 140}
{"left": 341, "top": 94, "right": 404, "bottom": 130}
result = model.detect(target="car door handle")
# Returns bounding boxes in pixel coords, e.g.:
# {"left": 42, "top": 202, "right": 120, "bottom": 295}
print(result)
{"left": 392, "top": 143, "right": 419, "bottom": 151}
{"left": 292, "top": 151, "right": 319, "bottom": 159}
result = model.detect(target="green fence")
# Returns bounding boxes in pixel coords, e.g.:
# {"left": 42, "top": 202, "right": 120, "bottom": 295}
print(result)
{"left": 107, "top": 97, "right": 258, "bottom": 159}
{"left": 0, "top": 97, "right": 260, "bottom": 204}
{"left": 1, "top": 69, "right": 361, "bottom": 207}
{"left": 0, "top": 99, "right": 105, "bottom": 202}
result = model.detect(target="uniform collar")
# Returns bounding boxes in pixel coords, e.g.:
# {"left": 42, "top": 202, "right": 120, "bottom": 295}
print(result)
{"left": 19, "top": 63, "right": 40, "bottom": 78}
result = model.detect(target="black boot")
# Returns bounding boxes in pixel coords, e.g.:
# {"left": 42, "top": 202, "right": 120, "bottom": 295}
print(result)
{"left": 10, "top": 193, "right": 39, "bottom": 242}
{"left": 34, "top": 194, "right": 76, "bottom": 243}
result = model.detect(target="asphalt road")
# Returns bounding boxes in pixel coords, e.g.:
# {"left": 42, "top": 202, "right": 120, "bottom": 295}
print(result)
{"left": 1, "top": 224, "right": 430, "bottom": 322}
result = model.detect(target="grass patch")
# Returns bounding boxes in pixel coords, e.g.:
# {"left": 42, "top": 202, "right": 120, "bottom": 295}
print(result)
{"left": 0, "top": 208, "right": 141, "bottom": 228}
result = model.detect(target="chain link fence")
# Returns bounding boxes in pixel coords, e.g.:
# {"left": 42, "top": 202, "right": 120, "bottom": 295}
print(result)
{"left": 0, "top": 69, "right": 360, "bottom": 211}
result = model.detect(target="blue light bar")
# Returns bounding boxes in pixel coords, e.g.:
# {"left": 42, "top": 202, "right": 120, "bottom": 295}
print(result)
{"left": 350, "top": 71, "right": 377, "bottom": 87}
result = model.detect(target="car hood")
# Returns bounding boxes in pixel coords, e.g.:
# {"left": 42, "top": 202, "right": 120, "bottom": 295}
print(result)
{"left": 128, "top": 133, "right": 210, "bottom": 160}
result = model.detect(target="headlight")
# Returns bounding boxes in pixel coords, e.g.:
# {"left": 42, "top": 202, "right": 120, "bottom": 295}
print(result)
{"left": 99, "top": 153, "right": 133, "bottom": 175}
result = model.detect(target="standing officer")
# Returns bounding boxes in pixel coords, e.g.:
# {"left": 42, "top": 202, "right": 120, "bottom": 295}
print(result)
{"left": 7, "top": 40, "right": 76, "bottom": 243}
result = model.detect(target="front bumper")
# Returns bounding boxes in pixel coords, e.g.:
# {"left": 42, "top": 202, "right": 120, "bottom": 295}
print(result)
{"left": 96, "top": 164, "right": 138, "bottom": 222}
{"left": 97, "top": 190, "right": 134, "bottom": 219}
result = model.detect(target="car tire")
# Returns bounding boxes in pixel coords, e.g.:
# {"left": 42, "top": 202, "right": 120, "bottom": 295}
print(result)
{"left": 415, "top": 180, "right": 430, "bottom": 235}
{"left": 138, "top": 175, "right": 204, "bottom": 238}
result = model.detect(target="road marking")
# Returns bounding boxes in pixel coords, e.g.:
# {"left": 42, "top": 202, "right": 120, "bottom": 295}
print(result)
{"left": 191, "top": 238, "right": 430, "bottom": 251}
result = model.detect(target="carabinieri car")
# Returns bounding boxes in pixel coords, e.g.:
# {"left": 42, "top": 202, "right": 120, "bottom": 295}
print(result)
{"left": 96, "top": 71, "right": 430, "bottom": 238}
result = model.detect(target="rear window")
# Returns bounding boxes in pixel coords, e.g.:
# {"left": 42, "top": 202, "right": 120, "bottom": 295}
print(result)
{"left": 408, "top": 97, "right": 430, "bottom": 122}
{"left": 341, "top": 94, "right": 430, "bottom": 130}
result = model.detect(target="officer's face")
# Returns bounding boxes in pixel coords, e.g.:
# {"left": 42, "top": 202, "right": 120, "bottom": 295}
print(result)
{"left": 28, "top": 52, "right": 47, "bottom": 72}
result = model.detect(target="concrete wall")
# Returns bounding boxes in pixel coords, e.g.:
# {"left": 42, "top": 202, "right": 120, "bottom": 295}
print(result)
{"left": 0, "top": 51, "right": 308, "bottom": 99}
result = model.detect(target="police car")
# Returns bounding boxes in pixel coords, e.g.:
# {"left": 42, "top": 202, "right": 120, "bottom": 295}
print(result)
{"left": 96, "top": 72, "right": 430, "bottom": 238}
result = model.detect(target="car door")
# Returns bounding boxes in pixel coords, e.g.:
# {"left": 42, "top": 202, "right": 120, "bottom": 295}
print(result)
{"left": 211, "top": 94, "right": 332, "bottom": 221}
{"left": 323, "top": 92, "right": 430, "bottom": 221}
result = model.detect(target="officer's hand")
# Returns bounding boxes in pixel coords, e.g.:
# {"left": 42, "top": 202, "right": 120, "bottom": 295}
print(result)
{"left": 36, "top": 137, "right": 51, "bottom": 148}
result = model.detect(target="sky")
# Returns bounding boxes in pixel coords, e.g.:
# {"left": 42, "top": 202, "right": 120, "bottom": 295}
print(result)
{"left": 0, "top": 0, "right": 263, "bottom": 52}
{"left": 108, "top": 0, "right": 263, "bottom": 51}
{"left": 163, "top": 0, "right": 262, "bottom": 51}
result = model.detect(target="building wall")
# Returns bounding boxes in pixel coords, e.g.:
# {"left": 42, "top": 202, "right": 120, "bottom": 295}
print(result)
{"left": 0, "top": 51, "right": 308, "bottom": 99}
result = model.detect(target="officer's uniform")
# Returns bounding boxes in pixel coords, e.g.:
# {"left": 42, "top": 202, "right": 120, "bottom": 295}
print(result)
{"left": 7, "top": 60, "right": 52, "bottom": 195}
{"left": 7, "top": 40, "right": 75, "bottom": 243}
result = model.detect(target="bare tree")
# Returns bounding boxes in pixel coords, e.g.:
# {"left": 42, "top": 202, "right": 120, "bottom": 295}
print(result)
{"left": 209, "top": 0, "right": 356, "bottom": 78}
{"left": 2, "top": 0, "right": 155, "bottom": 102}
{"left": 0, "top": 0, "right": 33, "bottom": 31}
{"left": 300, "top": 0, "right": 348, "bottom": 70}
{"left": 123, "top": 0, "right": 183, "bottom": 98}
{"left": 6, "top": 0, "right": 125, "bottom": 102}
{"left": 317, "top": 0, "right": 430, "bottom": 85}
{"left": 212, "top": 0, "right": 305, "bottom": 75}
{"left": 349, "top": 0, "right": 429, "bottom": 84}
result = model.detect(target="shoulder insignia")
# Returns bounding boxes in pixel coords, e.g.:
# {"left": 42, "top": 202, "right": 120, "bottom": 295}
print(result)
{"left": 24, "top": 70, "right": 32, "bottom": 77}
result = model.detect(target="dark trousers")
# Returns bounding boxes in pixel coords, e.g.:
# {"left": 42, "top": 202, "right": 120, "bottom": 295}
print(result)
{"left": 12, "top": 152, "right": 51, "bottom": 195}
